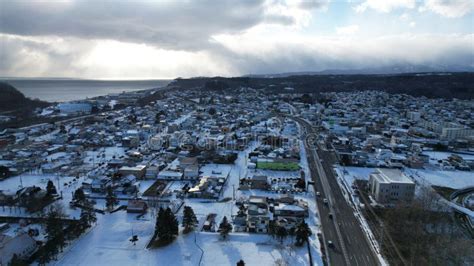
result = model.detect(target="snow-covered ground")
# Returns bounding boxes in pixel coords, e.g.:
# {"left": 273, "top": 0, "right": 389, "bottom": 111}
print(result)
{"left": 335, "top": 166, "right": 375, "bottom": 188}
{"left": 335, "top": 165, "right": 474, "bottom": 190}
{"left": 83, "top": 147, "right": 126, "bottom": 166}
{"left": 422, "top": 151, "right": 474, "bottom": 161}
{"left": 200, "top": 164, "right": 232, "bottom": 180}
{"left": 405, "top": 169, "right": 474, "bottom": 189}
{"left": 0, "top": 173, "right": 84, "bottom": 218}
{"left": 55, "top": 210, "right": 314, "bottom": 266}
{"left": 138, "top": 180, "right": 157, "bottom": 194}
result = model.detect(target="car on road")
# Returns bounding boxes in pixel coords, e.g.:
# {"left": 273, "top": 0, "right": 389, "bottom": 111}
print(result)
{"left": 327, "top": 240, "right": 334, "bottom": 248}
{"left": 323, "top": 198, "right": 328, "bottom": 205}
{"left": 316, "top": 191, "right": 321, "bottom": 196}
{"left": 328, "top": 213, "right": 333, "bottom": 219}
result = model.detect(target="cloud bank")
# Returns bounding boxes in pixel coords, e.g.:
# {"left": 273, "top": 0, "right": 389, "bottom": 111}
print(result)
{"left": 0, "top": 0, "right": 472, "bottom": 78}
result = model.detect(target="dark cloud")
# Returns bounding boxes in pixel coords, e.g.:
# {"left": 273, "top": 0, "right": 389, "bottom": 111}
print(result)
{"left": 0, "top": 0, "right": 271, "bottom": 50}
{"left": 0, "top": 1, "right": 472, "bottom": 78}
{"left": 298, "top": 0, "right": 330, "bottom": 10}
{"left": 210, "top": 35, "right": 474, "bottom": 75}
{"left": 0, "top": 35, "right": 89, "bottom": 77}
{"left": 1, "top": 33, "right": 473, "bottom": 78}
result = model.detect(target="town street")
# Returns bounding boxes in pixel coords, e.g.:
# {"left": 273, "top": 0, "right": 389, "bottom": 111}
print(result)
{"left": 293, "top": 116, "right": 379, "bottom": 266}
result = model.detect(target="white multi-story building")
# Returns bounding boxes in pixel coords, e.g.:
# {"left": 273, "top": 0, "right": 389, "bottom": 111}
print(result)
{"left": 407, "top": 111, "right": 421, "bottom": 121}
{"left": 441, "top": 127, "right": 474, "bottom": 140}
{"left": 368, "top": 168, "right": 415, "bottom": 204}
{"left": 419, "top": 120, "right": 456, "bottom": 134}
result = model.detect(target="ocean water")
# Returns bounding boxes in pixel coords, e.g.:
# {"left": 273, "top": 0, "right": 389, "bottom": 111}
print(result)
{"left": 2, "top": 79, "right": 171, "bottom": 102}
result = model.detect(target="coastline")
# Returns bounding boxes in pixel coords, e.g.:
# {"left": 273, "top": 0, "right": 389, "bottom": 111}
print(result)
{"left": 2, "top": 79, "right": 171, "bottom": 102}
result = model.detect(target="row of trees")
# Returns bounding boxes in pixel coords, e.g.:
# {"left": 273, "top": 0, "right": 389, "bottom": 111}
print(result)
{"left": 37, "top": 204, "right": 66, "bottom": 265}
{"left": 37, "top": 200, "right": 97, "bottom": 265}
{"left": 153, "top": 205, "right": 205, "bottom": 245}
{"left": 170, "top": 204, "right": 310, "bottom": 245}
{"left": 105, "top": 186, "right": 119, "bottom": 210}
{"left": 268, "top": 220, "right": 312, "bottom": 246}
{"left": 153, "top": 205, "right": 237, "bottom": 247}
{"left": 75, "top": 186, "right": 119, "bottom": 212}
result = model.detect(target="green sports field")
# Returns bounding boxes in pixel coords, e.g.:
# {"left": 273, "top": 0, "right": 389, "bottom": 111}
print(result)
{"left": 256, "top": 161, "right": 300, "bottom": 171}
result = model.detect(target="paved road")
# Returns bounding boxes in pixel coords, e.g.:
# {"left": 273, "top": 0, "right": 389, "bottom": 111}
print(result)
{"left": 295, "top": 117, "right": 379, "bottom": 266}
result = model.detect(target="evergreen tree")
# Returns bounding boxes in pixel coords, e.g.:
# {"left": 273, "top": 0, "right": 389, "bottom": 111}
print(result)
{"left": 155, "top": 207, "right": 178, "bottom": 243}
{"left": 9, "top": 253, "right": 27, "bottom": 266}
{"left": 80, "top": 201, "right": 97, "bottom": 229}
{"left": 288, "top": 227, "right": 296, "bottom": 245}
{"left": 295, "top": 178, "right": 306, "bottom": 190}
{"left": 236, "top": 259, "right": 245, "bottom": 266}
{"left": 268, "top": 220, "right": 277, "bottom": 239}
{"left": 237, "top": 205, "right": 246, "bottom": 216}
{"left": 37, "top": 245, "right": 52, "bottom": 266}
{"left": 295, "top": 221, "right": 312, "bottom": 246}
{"left": 155, "top": 207, "right": 165, "bottom": 232}
{"left": 0, "top": 165, "right": 11, "bottom": 179}
{"left": 182, "top": 206, "right": 197, "bottom": 233}
{"left": 208, "top": 107, "right": 217, "bottom": 116}
{"left": 105, "top": 186, "right": 118, "bottom": 210}
{"left": 219, "top": 216, "right": 233, "bottom": 240}
{"left": 44, "top": 204, "right": 66, "bottom": 255}
{"left": 46, "top": 180, "right": 57, "bottom": 196}
{"left": 276, "top": 226, "right": 288, "bottom": 244}
{"left": 73, "top": 188, "right": 86, "bottom": 203}
{"left": 166, "top": 208, "right": 179, "bottom": 238}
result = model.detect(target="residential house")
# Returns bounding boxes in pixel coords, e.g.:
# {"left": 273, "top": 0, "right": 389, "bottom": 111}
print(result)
{"left": 239, "top": 175, "right": 269, "bottom": 190}
{"left": 127, "top": 199, "right": 147, "bottom": 213}
{"left": 246, "top": 196, "right": 271, "bottom": 233}
{"left": 119, "top": 165, "right": 146, "bottom": 179}
{"left": 0, "top": 233, "right": 37, "bottom": 265}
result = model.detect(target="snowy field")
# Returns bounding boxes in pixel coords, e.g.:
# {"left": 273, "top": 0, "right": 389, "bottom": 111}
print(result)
{"left": 55, "top": 210, "right": 316, "bottom": 266}
{"left": 335, "top": 166, "right": 474, "bottom": 190}
{"left": 405, "top": 169, "right": 474, "bottom": 189}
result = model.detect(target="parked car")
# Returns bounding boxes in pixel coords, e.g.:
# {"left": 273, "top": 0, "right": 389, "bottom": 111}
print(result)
{"left": 327, "top": 240, "right": 334, "bottom": 248}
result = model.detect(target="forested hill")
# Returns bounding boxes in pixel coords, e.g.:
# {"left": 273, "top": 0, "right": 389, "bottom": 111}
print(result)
{"left": 0, "top": 82, "right": 49, "bottom": 112}
{"left": 170, "top": 72, "right": 474, "bottom": 100}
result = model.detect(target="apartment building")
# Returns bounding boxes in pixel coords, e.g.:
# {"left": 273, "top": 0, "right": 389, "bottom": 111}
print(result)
{"left": 441, "top": 127, "right": 474, "bottom": 140}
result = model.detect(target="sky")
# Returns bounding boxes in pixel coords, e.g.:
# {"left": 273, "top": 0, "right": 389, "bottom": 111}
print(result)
{"left": 0, "top": 0, "right": 473, "bottom": 79}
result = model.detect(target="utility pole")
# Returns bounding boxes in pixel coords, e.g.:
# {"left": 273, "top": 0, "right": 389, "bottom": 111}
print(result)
{"left": 232, "top": 184, "right": 235, "bottom": 201}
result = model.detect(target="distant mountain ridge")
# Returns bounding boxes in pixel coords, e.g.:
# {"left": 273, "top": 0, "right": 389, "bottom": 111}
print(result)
{"left": 245, "top": 64, "right": 474, "bottom": 78}
{"left": 171, "top": 72, "right": 474, "bottom": 100}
